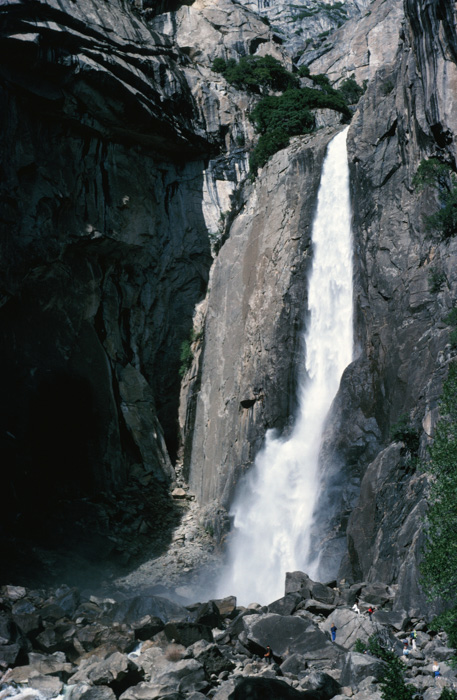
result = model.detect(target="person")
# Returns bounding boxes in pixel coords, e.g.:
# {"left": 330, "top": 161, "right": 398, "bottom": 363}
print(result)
{"left": 433, "top": 661, "right": 440, "bottom": 679}
{"left": 367, "top": 605, "right": 375, "bottom": 620}
{"left": 352, "top": 601, "right": 360, "bottom": 615}
{"left": 402, "top": 642, "right": 410, "bottom": 659}
{"left": 410, "top": 629, "right": 417, "bottom": 650}
{"left": 330, "top": 623, "right": 337, "bottom": 642}
{"left": 264, "top": 645, "right": 273, "bottom": 664}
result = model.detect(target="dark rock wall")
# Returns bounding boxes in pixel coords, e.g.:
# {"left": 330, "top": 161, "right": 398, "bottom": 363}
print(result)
{"left": 0, "top": 0, "right": 214, "bottom": 527}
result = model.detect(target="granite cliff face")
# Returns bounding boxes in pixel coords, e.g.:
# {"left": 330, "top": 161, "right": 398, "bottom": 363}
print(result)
{"left": 2, "top": 0, "right": 457, "bottom": 615}
{"left": 0, "top": 0, "right": 279, "bottom": 543}
{"left": 181, "top": 0, "right": 457, "bottom": 614}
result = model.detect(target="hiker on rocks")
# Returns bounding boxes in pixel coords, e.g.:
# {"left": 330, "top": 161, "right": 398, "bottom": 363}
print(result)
{"left": 433, "top": 661, "right": 440, "bottom": 679}
{"left": 352, "top": 600, "right": 360, "bottom": 615}
{"left": 367, "top": 605, "right": 375, "bottom": 621}
{"left": 402, "top": 642, "right": 410, "bottom": 659}
{"left": 410, "top": 630, "right": 417, "bottom": 650}
{"left": 264, "top": 645, "right": 273, "bottom": 664}
{"left": 330, "top": 623, "right": 337, "bottom": 642}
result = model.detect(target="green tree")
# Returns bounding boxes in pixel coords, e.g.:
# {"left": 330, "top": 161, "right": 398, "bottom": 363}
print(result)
{"left": 420, "top": 360, "right": 457, "bottom": 664}
{"left": 366, "top": 635, "right": 416, "bottom": 700}
{"left": 421, "top": 361, "right": 457, "bottom": 601}
{"left": 413, "top": 158, "right": 457, "bottom": 239}
{"left": 248, "top": 86, "right": 350, "bottom": 174}
{"left": 338, "top": 75, "right": 365, "bottom": 104}
{"left": 211, "top": 55, "right": 298, "bottom": 93}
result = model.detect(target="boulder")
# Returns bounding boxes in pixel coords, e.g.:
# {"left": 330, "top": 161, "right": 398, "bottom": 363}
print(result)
{"left": 67, "top": 686, "right": 117, "bottom": 700}
{"left": 119, "top": 658, "right": 207, "bottom": 699}
{"left": 280, "top": 653, "right": 308, "bottom": 678}
{"left": 132, "top": 616, "right": 164, "bottom": 641}
{"left": 213, "top": 597, "right": 237, "bottom": 620}
{"left": 320, "top": 610, "right": 391, "bottom": 650}
{"left": 285, "top": 573, "right": 313, "bottom": 599}
{"left": 0, "top": 612, "right": 29, "bottom": 667}
{"left": 67, "top": 651, "right": 130, "bottom": 685}
{"left": 428, "top": 646, "right": 456, "bottom": 662}
{"left": 224, "top": 609, "right": 260, "bottom": 640}
{"left": 339, "top": 652, "right": 387, "bottom": 687}
{"left": 241, "top": 614, "right": 341, "bottom": 665}
{"left": 192, "top": 601, "right": 224, "bottom": 630}
{"left": 302, "top": 601, "right": 335, "bottom": 618}
{"left": 164, "top": 621, "right": 213, "bottom": 647}
{"left": 336, "top": 585, "right": 364, "bottom": 607}
{"left": 2, "top": 586, "right": 26, "bottom": 601}
{"left": 104, "top": 597, "right": 189, "bottom": 627}
{"left": 128, "top": 646, "right": 169, "bottom": 681}
{"left": 191, "top": 643, "right": 235, "bottom": 676}
{"left": 27, "top": 651, "right": 74, "bottom": 679}
{"left": 299, "top": 670, "right": 340, "bottom": 699}
{"left": 29, "top": 674, "right": 64, "bottom": 699}
{"left": 267, "top": 593, "right": 303, "bottom": 616}
{"left": 52, "top": 587, "right": 81, "bottom": 618}
{"left": 229, "top": 676, "right": 307, "bottom": 699}
{"left": 12, "top": 599, "right": 42, "bottom": 638}
{"left": 359, "top": 584, "right": 394, "bottom": 609}
{"left": 371, "top": 609, "right": 410, "bottom": 631}
{"left": 213, "top": 679, "right": 237, "bottom": 699}
{"left": 309, "top": 583, "right": 336, "bottom": 606}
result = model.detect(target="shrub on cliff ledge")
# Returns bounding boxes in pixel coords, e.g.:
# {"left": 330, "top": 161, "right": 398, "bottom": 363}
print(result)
{"left": 213, "top": 54, "right": 353, "bottom": 175}
{"left": 211, "top": 55, "right": 298, "bottom": 93}
{"left": 249, "top": 86, "right": 350, "bottom": 174}
{"left": 413, "top": 158, "right": 457, "bottom": 239}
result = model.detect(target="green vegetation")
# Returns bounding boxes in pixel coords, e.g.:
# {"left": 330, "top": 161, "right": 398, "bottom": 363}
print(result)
{"left": 354, "top": 638, "right": 367, "bottom": 653}
{"left": 365, "top": 635, "right": 416, "bottom": 700}
{"left": 429, "top": 268, "right": 447, "bottom": 293}
{"left": 413, "top": 158, "right": 457, "bottom": 239}
{"left": 420, "top": 360, "right": 457, "bottom": 665}
{"left": 179, "top": 340, "right": 193, "bottom": 377}
{"left": 339, "top": 75, "right": 366, "bottom": 104}
{"left": 179, "top": 328, "right": 203, "bottom": 377}
{"left": 390, "top": 414, "right": 420, "bottom": 464}
{"left": 444, "top": 308, "right": 457, "bottom": 349}
{"left": 211, "top": 55, "right": 299, "bottom": 94}
{"left": 249, "top": 85, "right": 351, "bottom": 174}
{"left": 212, "top": 54, "right": 358, "bottom": 175}
{"left": 439, "top": 688, "right": 457, "bottom": 699}
{"left": 381, "top": 79, "right": 395, "bottom": 95}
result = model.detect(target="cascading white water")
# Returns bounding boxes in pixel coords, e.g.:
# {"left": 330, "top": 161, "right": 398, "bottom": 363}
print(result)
{"left": 217, "top": 127, "right": 354, "bottom": 606}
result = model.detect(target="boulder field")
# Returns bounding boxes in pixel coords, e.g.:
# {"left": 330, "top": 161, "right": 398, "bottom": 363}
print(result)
{"left": 0, "top": 573, "right": 455, "bottom": 700}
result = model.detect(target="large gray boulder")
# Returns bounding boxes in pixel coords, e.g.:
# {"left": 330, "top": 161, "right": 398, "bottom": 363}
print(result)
{"left": 119, "top": 658, "right": 207, "bottom": 699}
{"left": 319, "top": 609, "right": 380, "bottom": 649}
{"left": 164, "top": 621, "right": 213, "bottom": 647}
{"left": 267, "top": 593, "right": 303, "bottom": 616}
{"left": 299, "top": 670, "right": 340, "bottom": 699}
{"left": 229, "top": 676, "right": 307, "bottom": 699}
{"left": 67, "top": 651, "right": 140, "bottom": 689}
{"left": 105, "top": 597, "right": 189, "bottom": 627}
{"left": 339, "top": 652, "right": 387, "bottom": 687}
{"left": 241, "top": 614, "right": 342, "bottom": 665}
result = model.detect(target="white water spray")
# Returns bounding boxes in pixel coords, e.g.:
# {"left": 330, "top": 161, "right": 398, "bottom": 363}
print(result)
{"left": 217, "top": 128, "right": 354, "bottom": 606}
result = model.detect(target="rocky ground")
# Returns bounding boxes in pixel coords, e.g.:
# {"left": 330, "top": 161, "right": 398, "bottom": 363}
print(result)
{"left": 1, "top": 573, "right": 456, "bottom": 700}
{"left": 0, "top": 461, "right": 224, "bottom": 599}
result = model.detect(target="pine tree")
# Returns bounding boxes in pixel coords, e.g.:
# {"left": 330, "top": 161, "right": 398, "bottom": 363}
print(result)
{"left": 421, "top": 360, "right": 457, "bottom": 601}
{"left": 421, "top": 360, "right": 457, "bottom": 661}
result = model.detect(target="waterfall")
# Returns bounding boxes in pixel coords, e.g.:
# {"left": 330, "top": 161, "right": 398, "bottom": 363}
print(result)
{"left": 217, "top": 127, "right": 353, "bottom": 606}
